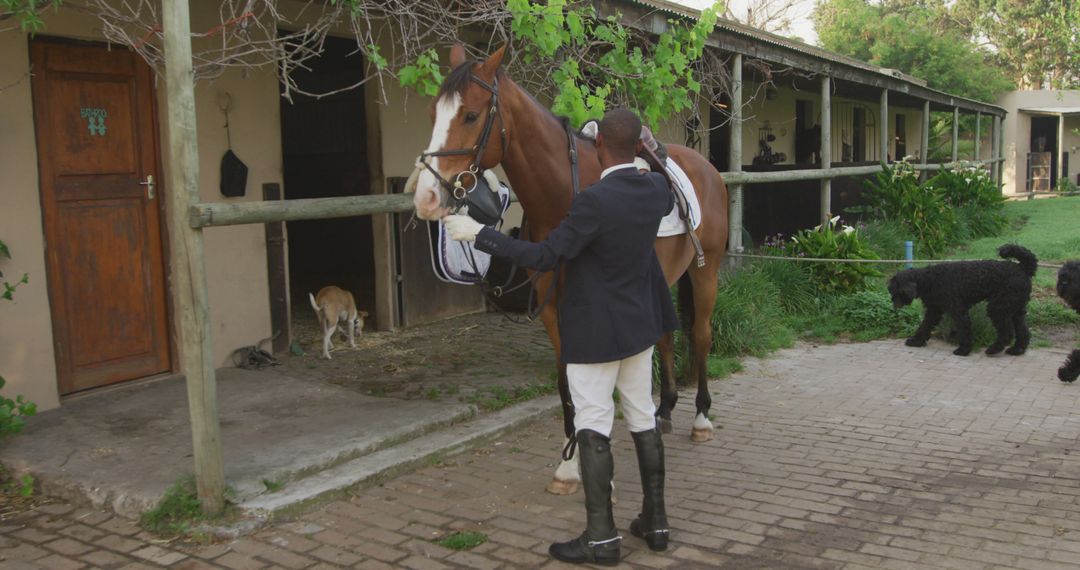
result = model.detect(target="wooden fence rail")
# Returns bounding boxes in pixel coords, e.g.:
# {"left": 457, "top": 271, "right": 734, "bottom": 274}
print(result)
{"left": 190, "top": 158, "right": 1005, "bottom": 229}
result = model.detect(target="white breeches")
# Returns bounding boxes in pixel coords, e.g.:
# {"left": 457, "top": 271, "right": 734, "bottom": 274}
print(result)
{"left": 567, "top": 346, "right": 657, "bottom": 437}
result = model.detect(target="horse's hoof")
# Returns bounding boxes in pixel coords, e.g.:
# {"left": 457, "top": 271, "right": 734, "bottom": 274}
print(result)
{"left": 691, "top": 413, "right": 714, "bottom": 443}
{"left": 546, "top": 478, "right": 580, "bottom": 495}
{"left": 657, "top": 417, "right": 673, "bottom": 434}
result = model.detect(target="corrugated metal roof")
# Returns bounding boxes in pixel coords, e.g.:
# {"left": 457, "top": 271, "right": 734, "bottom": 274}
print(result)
{"left": 627, "top": 0, "right": 1001, "bottom": 114}
{"left": 631, "top": 0, "right": 925, "bottom": 84}
{"left": 1020, "top": 106, "right": 1080, "bottom": 116}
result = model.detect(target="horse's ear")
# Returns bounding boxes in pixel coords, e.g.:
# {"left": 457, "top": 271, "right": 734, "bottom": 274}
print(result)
{"left": 449, "top": 43, "right": 467, "bottom": 68}
{"left": 478, "top": 44, "right": 508, "bottom": 79}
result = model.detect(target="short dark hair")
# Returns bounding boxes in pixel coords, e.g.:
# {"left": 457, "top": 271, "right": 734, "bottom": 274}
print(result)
{"left": 598, "top": 108, "right": 642, "bottom": 158}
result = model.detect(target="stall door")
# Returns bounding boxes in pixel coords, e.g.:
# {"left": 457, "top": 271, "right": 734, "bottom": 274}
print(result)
{"left": 31, "top": 39, "right": 171, "bottom": 394}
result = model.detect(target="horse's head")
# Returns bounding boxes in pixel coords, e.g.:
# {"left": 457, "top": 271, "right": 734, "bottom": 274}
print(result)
{"left": 413, "top": 44, "right": 509, "bottom": 221}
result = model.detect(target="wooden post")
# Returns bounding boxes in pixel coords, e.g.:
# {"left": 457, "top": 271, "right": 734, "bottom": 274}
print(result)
{"left": 1058, "top": 113, "right": 1067, "bottom": 188}
{"left": 951, "top": 107, "right": 959, "bottom": 162}
{"left": 162, "top": 0, "right": 225, "bottom": 516}
{"left": 974, "top": 111, "right": 981, "bottom": 161}
{"left": 921, "top": 100, "right": 930, "bottom": 180}
{"left": 728, "top": 53, "right": 743, "bottom": 254}
{"left": 820, "top": 75, "right": 831, "bottom": 223}
{"left": 879, "top": 89, "right": 888, "bottom": 165}
{"left": 994, "top": 114, "right": 1003, "bottom": 186}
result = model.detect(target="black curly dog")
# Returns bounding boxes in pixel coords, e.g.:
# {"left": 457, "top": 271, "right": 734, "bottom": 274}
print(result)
{"left": 1056, "top": 261, "right": 1080, "bottom": 382}
{"left": 888, "top": 245, "right": 1037, "bottom": 356}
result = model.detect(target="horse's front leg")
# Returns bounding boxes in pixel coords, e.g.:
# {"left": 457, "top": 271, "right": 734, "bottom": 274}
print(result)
{"left": 655, "top": 332, "right": 678, "bottom": 434}
{"left": 535, "top": 279, "right": 580, "bottom": 495}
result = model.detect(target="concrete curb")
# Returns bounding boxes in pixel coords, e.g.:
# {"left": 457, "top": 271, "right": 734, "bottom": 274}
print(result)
{"left": 240, "top": 394, "right": 561, "bottom": 518}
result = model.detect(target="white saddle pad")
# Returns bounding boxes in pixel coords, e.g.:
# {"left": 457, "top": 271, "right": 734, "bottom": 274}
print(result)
{"left": 430, "top": 180, "right": 511, "bottom": 285}
{"left": 656, "top": 158, "right": 701, "bottom": 238}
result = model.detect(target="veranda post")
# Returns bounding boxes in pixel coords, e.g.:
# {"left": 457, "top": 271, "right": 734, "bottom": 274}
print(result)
{"left": 162, "top": 0, "right": 226, "bottom": 515}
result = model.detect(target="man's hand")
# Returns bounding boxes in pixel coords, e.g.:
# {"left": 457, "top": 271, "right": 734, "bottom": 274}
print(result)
{"left": 443, "top": 214, "right": 484, "bottom": 242}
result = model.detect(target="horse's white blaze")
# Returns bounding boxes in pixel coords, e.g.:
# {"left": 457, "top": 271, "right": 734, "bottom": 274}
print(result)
{"left": 413, "top": 93, "right": 462, "bottom": 220}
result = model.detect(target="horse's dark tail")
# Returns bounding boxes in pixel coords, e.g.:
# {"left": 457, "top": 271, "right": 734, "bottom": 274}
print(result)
{"left": 677, "top": 272, "right": 695, "bottom": 384}
{"left": 999, "top": 244, "right": 1038, "bottom": 277}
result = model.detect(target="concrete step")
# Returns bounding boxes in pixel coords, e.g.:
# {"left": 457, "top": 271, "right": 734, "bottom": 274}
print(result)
{"left": 239, "top": 395, "right": 561, "bottom": 517}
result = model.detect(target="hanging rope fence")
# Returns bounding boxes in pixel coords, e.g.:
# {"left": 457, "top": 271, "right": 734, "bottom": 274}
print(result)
{"left": 727, "top": 252, "right": 1064, "bottom": 270}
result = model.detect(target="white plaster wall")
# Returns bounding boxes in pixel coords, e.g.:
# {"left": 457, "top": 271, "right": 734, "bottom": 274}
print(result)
{"left": 0, "top": 4, "right": 278, "bottom": 410}
{"left": 997, "top": 90, "right": 1080, "bottom": 195}
{"left": 0, "top": 32, "right": 60, "bottom": 411}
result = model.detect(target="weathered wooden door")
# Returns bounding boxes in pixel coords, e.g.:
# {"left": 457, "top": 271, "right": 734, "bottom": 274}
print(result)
{"left": 31, "top": 39, "right": 171, "bottom": 394}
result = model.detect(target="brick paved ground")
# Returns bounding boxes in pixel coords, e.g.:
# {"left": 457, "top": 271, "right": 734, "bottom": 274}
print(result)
{"left": 4, "top": 339, "right": 1080, "bottom": 569}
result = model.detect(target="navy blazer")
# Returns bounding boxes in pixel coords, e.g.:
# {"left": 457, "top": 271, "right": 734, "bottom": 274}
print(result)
{"left": 475, "top": 166, "right": 679, "bottom": 364}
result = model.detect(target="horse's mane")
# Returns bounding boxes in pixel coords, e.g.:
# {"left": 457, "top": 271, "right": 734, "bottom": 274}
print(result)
{"left": 439, "top": 60, "right": 506, "bottom": 98}
{"left": 438, "top": 61, "right": 590, "bottom": 144}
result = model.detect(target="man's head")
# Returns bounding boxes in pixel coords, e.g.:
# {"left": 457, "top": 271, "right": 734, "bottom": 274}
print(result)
{"left": 595, "top": 108, "right": 643, "bottom": 168}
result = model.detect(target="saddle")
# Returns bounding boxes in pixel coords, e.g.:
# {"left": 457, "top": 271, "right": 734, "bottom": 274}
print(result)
{"left": 637, "top": 128, "right": 706, "bottom": 268}
{"left": 579, "top": 121, "right": 704, "bottom": 267}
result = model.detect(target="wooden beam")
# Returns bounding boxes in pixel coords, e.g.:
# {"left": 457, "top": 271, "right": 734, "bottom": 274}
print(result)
{"left": 974, "top": 111, "right": 981, "bottom": 161}
{"left": 951, "top": 107, "right": 959, "bottom": 162}
{"left": 194, "top": 193, "right": 424, "bottom": 228}
{"left": 162, "top": 0, "right": 225, "bottom": 516}
{"left": 728, "top": 53, "right": 744, "bottom": 254}
{"left": 190, "top": 158, "right": 1012, "bottom": 232}
{"left": 880, "top": 89, "right": 889, "bottom": 165}
{"left": 994, "top": 114, "right": 1003, "bottom": 185}
{"left": 820, "top": 76, "right": 832, "bottom": 223}
{"left": 1059, "top": 114, "right": 1067, "bottom": 188}
{"left": 921, "top": 100, "right": 930, "bottom": 166}
{"left": 364, "top": 79, "right": 395, "bottom": 332}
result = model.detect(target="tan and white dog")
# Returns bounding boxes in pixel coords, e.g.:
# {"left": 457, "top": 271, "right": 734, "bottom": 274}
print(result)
{"left": 308, "top": 286, "right": 367, "bottom": 359}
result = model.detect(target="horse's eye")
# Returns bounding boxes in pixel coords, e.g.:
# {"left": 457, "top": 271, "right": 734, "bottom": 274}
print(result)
{"left": 464, "top": 112, "right": 479, "bottom": 124}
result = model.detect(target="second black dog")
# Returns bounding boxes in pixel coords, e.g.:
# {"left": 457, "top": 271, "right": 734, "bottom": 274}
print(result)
{"left": 1056, "top": 261, "right": 1080, "bottom": 382}
{"left": 888, "top": 244, "right": 1037, "bottom": 356}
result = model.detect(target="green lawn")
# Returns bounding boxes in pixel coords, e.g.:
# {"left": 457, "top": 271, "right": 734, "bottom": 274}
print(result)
{"left": 946, "top": 195, "right": 1080, "bottom": 289}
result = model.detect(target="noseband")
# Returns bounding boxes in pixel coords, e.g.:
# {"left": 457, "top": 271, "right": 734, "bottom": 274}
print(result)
{"left": 418, "top": 75, "right": 507, "bottom": 213}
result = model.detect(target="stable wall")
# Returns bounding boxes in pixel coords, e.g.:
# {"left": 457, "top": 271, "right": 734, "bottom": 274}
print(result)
{"left": 0, "top": 5, "right": 277, "bottom": 411}
{"left": 998, "top": 90, "right": 1080, "bottom": 196}
{"left": 736, "top": 80, "right": 924, "bottom": 168}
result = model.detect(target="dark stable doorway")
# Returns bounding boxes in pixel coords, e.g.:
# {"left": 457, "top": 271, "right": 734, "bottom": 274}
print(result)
{"left": 708, "top": 96, "right": 732, "bottom": 172}
{"left": 280, "top": 35, "right": 375, "bottom": 318}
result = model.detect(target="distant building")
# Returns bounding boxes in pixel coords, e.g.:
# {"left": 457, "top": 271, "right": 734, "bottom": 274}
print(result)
{"left": 997, "top": 90, "right": 1080, "bottom": 196}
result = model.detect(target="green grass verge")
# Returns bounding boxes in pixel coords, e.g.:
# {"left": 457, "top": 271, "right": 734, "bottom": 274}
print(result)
{"left": 435, "top": 531, "right": 488, "bottom": 550}
{"left": 139, "top": 477, "right": 239, "bottom": 538}
{"left": 945, "top": 195, "right": 1080, "bottom": 289}
{"left": 702, "top": 196, "right": 1080, "bottom": 372}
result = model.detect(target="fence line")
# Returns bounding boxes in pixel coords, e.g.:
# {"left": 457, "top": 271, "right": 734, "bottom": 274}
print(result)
{"left": 728, "top": 252, "right": 1064, "bottom": 270}
{"left": 189, "top": 159, "right": 1006, "bottom": 229}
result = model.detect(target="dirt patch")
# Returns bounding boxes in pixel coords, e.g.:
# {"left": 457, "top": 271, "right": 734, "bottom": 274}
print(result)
{"left": 277, "top": 310, "right": 556, "bottom": 407}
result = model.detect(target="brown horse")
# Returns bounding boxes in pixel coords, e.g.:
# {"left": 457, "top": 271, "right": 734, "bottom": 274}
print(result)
{"left": 412, "top": 45, "right": 728, "bottom": 494}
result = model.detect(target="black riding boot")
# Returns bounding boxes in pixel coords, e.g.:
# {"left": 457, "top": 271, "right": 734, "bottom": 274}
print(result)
{"left": 549, "top": 429, "right": 621, "bottom": 566}
{"left": 630, "top": 427, "right": 670, "bottom": 551}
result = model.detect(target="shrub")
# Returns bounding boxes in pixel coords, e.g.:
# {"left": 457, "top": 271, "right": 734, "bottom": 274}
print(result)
{"left": 863, "top": 164, "right": 956, "bottom": 257}
{"left": 858, "top": 218, "right": 913, "bottom": 262}
{"left": 754, "top": 259, "right": 818, "bottom": 314}
{"left": 928, "top": 163, "right": 1007, "bottom": 239}
{"left": 834, "top": 288, "right": 922, "bottom": 340}
{"left": 788, "top": 216, "right": 882, "bottom": 293}
{"left": 710, "top": 267, "right": 794, "bottom": 357}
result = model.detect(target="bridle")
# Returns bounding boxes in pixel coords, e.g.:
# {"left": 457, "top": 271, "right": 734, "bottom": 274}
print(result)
{"left": 417, "top": 74, "right": 507, "bottom": 213}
